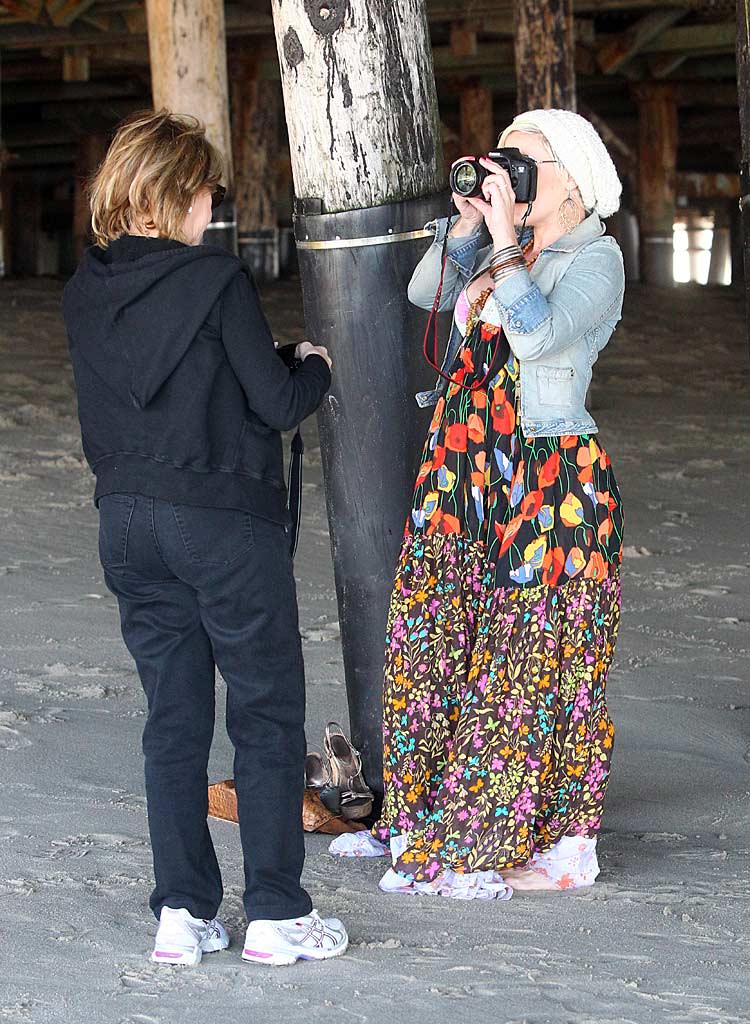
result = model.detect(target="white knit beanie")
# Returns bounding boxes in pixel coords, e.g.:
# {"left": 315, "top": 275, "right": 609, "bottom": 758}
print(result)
{"left": 500, "top": 108, "right": 622, "bottom": 218}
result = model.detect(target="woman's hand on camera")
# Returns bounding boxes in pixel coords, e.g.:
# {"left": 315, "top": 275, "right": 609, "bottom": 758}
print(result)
{"left": 297, "top": 341, "right": 332, "bottom": 370}
{"left": 466, "top": 157, "right": 518, "bottom": 249}
{"left": 449, "top": 158, "right": 485, "bottom": 237}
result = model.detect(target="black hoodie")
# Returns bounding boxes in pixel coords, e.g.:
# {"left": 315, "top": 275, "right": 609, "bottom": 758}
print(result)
{"left": 62, "top": 236, "right": 331, "bottom": 524}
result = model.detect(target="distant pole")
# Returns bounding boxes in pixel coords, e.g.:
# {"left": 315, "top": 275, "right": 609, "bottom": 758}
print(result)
{"left": 737, "top": 0, "right": 750, "bottom": 344}
{"left": 269, "top": 0, "right": 444, "bottom": 798}
{"left": 229, "top": 52, "right": 281, "bottom": 281}
{"left": 73, "top": 132, "right": 108, "bottom": 259}
{"left": 633, "top": 82, "right": 678, "bottom": 287}
{"left": 513, "top": 0, "right": 576, "bottom": 111}
{"left": 145, "top": 0, "right": 236, "bottom": 251}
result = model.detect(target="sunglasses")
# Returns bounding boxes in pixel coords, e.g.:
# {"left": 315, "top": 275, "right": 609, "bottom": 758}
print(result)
{"left": 211, "top": 184, "right": 226, "bottom": 211}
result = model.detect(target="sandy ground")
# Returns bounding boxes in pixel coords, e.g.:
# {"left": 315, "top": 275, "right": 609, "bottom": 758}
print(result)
{"left": 0, "top": 274, "right": 748, "bottom": 1024}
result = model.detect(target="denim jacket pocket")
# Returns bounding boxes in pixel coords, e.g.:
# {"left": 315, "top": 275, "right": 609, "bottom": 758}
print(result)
{"left": 537, "top": 365, "right": 575, "bottom": 405}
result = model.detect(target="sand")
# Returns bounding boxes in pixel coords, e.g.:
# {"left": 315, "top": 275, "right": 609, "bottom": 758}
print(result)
{"left": 0, "top": 275, "right": 748, "bottom": 1023}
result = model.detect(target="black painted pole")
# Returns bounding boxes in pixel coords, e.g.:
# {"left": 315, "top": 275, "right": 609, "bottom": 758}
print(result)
{"left": 269, "top": 0, "right": 445, "bottom": 798}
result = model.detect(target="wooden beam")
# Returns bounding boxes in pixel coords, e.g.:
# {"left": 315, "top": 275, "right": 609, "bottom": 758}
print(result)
{"left": 4, "top": 143, "right": 77, "bottom": 164}
{"left": 1, "top": 76, "right": 143, "bottom": 102}
{"left": 45, "top": 0, "right": 97, "bottom": 28}
{"left": 427, "top": 0, "right": 703, "bottom": 17}
{"left": 638, "top": 21, "right": 736, "bottom": 55}
{"left": 676, "top": 171, "right": 739, "bottom": 200}
{"left": 0, "top": 5, "right": 273, "bottom": 46}
{"left": 673, "top": 56, "right": 738, "bottom": 79}
{"left": 648, "top": 53, "right": 688, "bottom": 79}
{"left": 433, "top": 41, "right": 513, "bottom": 73}
{"left": 39, "top": 97, "right": 144, "bottom": 124}
{"left": 88, "top": 40, "right": 149, "bottom": 64}
{"left": 578, "top": 102, "right": 635, "bottom": 164}
{"left": 672, "top": 81, "right": 739, "bottom": 105}
{"left": 121, "top": 5, "right": 145, "bottom": 34}
{"left": 680, "top": 110, "right": 740, "bottom": 147}
{"left": 450, "top": 20, "right": 479, "bottom": 58}
{"left": 597, "top": 9, "right": 685, "bottom": 75}
{"left": 433, "top": 41, "right": 594, "bottom": 77}
{"left": 61, "top": 44, "right": 89, "bottom": 80}
{"left": 0, "top": 0, "right": 43, "bottom": 21}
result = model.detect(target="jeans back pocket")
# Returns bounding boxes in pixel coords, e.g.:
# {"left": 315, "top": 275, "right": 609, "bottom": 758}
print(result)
{"left": 98, "top": 493, "right": 137, "bottom": 568}
{"left": 171, "top": 504, "right": 256, "bottom": 566}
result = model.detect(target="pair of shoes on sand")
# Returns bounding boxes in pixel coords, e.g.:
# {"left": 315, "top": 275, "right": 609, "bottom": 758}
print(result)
{"left": 151, "top": 906, "right": 347, "bottom": 967}
{"left": 305, "top": 721, "right": 374, "bottom": 821}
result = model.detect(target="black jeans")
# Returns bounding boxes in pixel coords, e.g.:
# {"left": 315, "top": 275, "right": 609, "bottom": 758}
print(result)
{"left": 98, "top": 492, "right": 313, "bottom": 924}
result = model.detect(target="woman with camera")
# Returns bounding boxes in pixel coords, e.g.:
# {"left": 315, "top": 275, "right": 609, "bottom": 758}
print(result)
{"left": 333, "top": 108, "right": 625, "bottom": 899}
{"left": 63, "top": 109, "right": 348, "bottom": 964}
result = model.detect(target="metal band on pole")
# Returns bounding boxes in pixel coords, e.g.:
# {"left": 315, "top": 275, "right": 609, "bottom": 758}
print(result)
{"left": 296, "top": 228, "right": 432, "bottom": 251}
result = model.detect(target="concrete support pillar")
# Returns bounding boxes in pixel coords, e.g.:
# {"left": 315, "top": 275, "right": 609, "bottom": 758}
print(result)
{"left": 633, "top": 82, "right": 677, "bottom": 287}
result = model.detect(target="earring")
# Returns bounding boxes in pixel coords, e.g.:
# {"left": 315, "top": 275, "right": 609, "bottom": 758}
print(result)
{"left": 558, "top": 186, "right": 580, "bottom": 233}
{"left": 188, "top": 205, "right": 193, "bottom": 213}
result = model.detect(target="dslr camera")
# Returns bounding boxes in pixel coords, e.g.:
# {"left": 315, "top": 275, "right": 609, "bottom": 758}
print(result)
{"left": 449, "top": 147, "right": 538, "bottom": 204}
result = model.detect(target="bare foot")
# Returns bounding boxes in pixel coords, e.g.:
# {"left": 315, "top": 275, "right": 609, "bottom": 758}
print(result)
{"left": 501, "top": 867, "right": 574, "bottom": 891}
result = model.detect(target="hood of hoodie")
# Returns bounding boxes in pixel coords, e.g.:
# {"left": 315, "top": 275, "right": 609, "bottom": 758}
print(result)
{"left": 63, "top": 239, "right": 245, "bottom": 409}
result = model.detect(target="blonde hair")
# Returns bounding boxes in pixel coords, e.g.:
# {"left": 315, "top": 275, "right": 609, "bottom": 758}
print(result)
{"left": 88, "top": 108, "right": 223, "bottom": 247}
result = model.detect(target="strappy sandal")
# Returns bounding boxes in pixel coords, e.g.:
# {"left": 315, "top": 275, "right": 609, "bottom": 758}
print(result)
{"left": 304, "top": 752, "right": 342, "bottom": 815}
{"left": 323, "top": 722, "right": 374, "bottom": 821}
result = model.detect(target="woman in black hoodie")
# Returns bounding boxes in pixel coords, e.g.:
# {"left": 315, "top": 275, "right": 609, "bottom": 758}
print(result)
{"left": 63, "top": 109, "right": 348, "bottom": 967}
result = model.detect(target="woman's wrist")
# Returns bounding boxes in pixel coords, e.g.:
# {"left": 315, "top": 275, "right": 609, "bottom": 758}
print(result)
{"left": 449, "top": 215, "right": 483, "bottom": 239}
{"left": 491, "top": 232, "right": 520, "bottom": 251}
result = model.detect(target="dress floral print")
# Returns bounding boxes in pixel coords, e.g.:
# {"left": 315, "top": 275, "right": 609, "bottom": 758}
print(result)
{"left": 371, "top": 281, "right": 623, "bottom": 888}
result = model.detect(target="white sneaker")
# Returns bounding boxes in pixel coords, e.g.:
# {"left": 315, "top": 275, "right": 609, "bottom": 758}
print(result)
{"left": 241, "top": 909, "right": 348, "bottom": 966}
{"left": 150, "top": 906, "right": 230, "bottom": 966}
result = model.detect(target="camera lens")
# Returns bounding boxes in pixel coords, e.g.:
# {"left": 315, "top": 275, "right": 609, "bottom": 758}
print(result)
{"left": 453, "top": 163, "right": 478, "bottom": 196}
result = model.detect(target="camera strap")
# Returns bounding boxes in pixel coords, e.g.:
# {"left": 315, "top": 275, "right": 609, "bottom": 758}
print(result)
{"left": 421, "top": 199, "right": 503, "bottom": 392}
{"left": 287, "top": 428, "right": 304, "bottom": 559}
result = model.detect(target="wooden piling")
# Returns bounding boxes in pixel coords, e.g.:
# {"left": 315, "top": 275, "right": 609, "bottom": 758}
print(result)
{"left": 269, "top": 0, "right": 444, "bottom": 797}
{"left": 229, "top": 52, "right": 281, "bottom": 281}
{"left": 513, "top": 0, "right": 576, "bottom": 111}
{"left": 145, "top": 0, "right": 234, "bottom": 198}
{"left": 633, "top": 82, "right": 678, "bottom": 286}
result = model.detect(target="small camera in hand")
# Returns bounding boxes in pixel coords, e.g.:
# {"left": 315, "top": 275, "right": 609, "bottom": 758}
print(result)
{"left": 449, "top": 147, "right": 538, "bottom": 204}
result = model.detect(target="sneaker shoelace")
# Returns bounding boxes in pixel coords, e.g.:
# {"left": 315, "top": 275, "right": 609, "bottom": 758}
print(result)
{"left": 279, "top": 912, "right": 338, "bottom": 950}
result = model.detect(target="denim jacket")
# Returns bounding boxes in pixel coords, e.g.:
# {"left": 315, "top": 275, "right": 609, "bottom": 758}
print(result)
{"left": 408, "top": 211, "right": 625, "bottom": 437}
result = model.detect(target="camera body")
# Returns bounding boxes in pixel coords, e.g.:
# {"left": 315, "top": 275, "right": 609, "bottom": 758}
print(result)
{"left": 449, "top": 147, "right": 538, "bottom": 204}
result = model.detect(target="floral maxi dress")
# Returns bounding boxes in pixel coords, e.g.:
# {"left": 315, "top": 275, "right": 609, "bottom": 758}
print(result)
{"left": 371, "top": 277, "right": 624, "bottom": 891}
